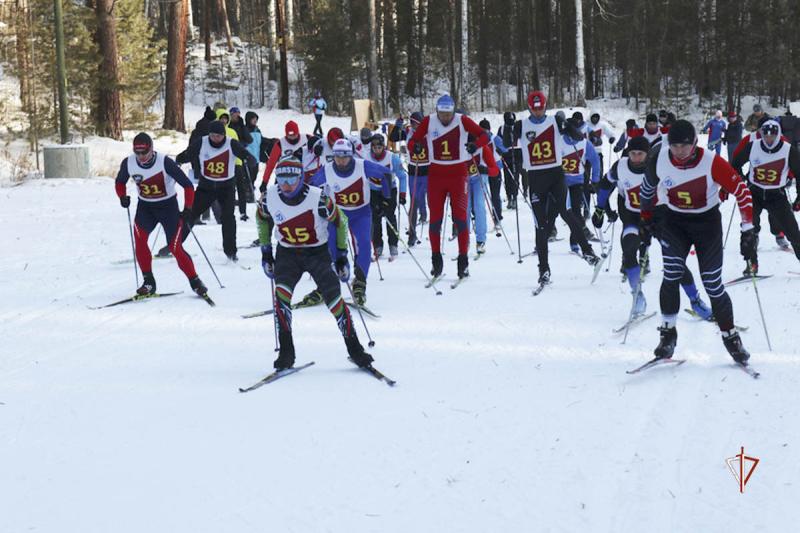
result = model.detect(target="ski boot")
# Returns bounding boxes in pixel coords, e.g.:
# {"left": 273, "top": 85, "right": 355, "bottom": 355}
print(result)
{"left": 431, "top": 252, "right": 443, "bottom": 277}
{"left": 548, "top": 226, "right": 559, "bottom": 242}
{"left": 776, "top": 232, "right": 790, "bottom": 250}
{"left": 476, "top": 241, "right": 486, "bottom": 255}
{"left": 582, "top": 249, "right": 601, "bottom": 267}
{"left": 352, "top": 269, "right": 367, "bottom": 306}
{"left": 274, "top": 331, "right": 296, "bottom": 370}
{"left": 227, "top": 252, "right": 239, "bottom": 263}
{"left": 156, "top": 245, "right": 172, "bottom": 258}
{"left": 457, "top": 254, "right": 469, "bottom": 279}
{"left": 507, "top": 197, "right": 517, "bottom": 210}
{"left": 690, "top": 295, "right": 713, "bottom": 321}
{"left": 722, "top": 330, "right": 750, "bottom": 364}
{"left": 389, "top": 245, "right": 399, "bottom": 259}
{"left": 632, "top": 290, "right": 647, "bottom": 316}
{"left": 570, "top": 243, "right": 581, "bottom": 255}
{"left": 240, "top": 213, "right": 249, "bottom": 222}
{"left": 296, "top": 289, "right": 323, "bottom": 308}
{"left": 137, "top": 272, "right": 156, "bottom": 296}
{"left": 346, "top": 335, "right": 374, "bottom": 368}
{"left": 538, "top": 268, "right": 551, "bottom": 285}
{"left": 742, "top": 261, "right": 758, "bottom": 276}
{"left": 654, "top": 325, "right": 677, "bottom": 359}
{"left": 189, "top": 276, "right": 207, "bottom": 296}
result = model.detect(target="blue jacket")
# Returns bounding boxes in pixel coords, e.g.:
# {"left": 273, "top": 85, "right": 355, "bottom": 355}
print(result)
{"left": 702, "top": 118, "right": 726, "bottom": 141}
{"left": 246, "top": 128, "right": 262, "bottom": 162}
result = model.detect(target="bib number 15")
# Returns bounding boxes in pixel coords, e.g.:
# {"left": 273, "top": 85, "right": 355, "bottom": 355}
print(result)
{"left": 280, "top": 226, "right": 310, "bottom": 244}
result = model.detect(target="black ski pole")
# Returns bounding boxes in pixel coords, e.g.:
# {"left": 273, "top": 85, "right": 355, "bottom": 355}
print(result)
{"left": 125, "top": 206, "right": 140, "bottom": 288}
{"left": 187, "top": 224, "right": 224, "bottom": 289}
{"left": 269, "top": 276, "right": 279, "bottom": 352}
{"left": 722, "top": 203, "right": 736, "bottom": 250}
{"left": 748, "top": 260, "right": 772, "bottom": 351}
{"left": 500, "top": 158, "right": 524, "bottom": 262}
{"left": 342, "top": 276, "right": 375, "bottom": 347}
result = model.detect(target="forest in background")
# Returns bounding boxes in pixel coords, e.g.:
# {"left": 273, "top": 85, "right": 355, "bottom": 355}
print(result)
{"left": 1, "top": 0, "right": 799, "bottom": 142}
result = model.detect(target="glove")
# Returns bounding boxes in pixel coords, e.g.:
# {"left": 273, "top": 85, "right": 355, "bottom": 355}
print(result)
{"left": 261, "top": 245, "right": 275, "bottom": 279}
{"left": 740, "top": 227, "right": 757, "bottom": 258}
{"left": 120, "top": 195, "right": 131, "bottom": 208}
{"left": 465, "top": 142, "right": 478, "bottom": 154}
{"left": 609, "top": 137, "right": 616, "bottom": 145}
{"left": 585, "top": 182, "right": 597, "bottom": 194}
{"left": 399, "top": 192, "right": 407, "bottom": 205}
{"left": 719, "top": 189, "right": 729, "bottom": 202}
{"left": 335, "top": 251, "right": 350, "bottom": 282}
{"left": 793, "top": 196, "right": 800, "bottom": 212}
{"left": 613, "top": 145, "right": 623, "bottom": 153}
{"left": 639, "top": 212, "right": 656, "bottom": 243}
{"left": 591, "top": 208, "right": 605, "bottom": 229}
{"left": 606, "top": 209, "right": 618, "bottom": 223}
{"left": 181, "top": 206, "right": 193, "bottom": 223}
{"left": 313, "top": 142, "right": 323, "bottom": 156}
{"left": 259, "top": 182, "right": 267, "bottom": 194}
{"left": 380, "top": 197, "right": 391, "bottom": 215}
{"left": 413, "top": 142, "right": 423, "bottom": 155}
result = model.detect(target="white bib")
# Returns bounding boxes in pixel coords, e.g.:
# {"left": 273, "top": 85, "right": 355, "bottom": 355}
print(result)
{"left": 426, "top": 113, "right": 470, "bottom": 164}
{"left": 613, "top": 158, "right": 646, "bottom": 213}
{"left": 323, "top": 160, "right": 371, "bottom": 211}
{"left": 127, "top": 152, "right": 176, "bottom": 202}
{"left": 747, "top": 140, "right": 791, "bottom": 190}
{"left": 560, "top": 139, "right": 587, "bottom": 176}
{"left": 520, "top": 116, "right": 562, "bottom": 170}
{"left": 199, "top": 137, "right": 236, "bottom": 181}
{"left": 266, "top": 185, "right": 329, "bottom": 249}
{"left": 655, "top": 147, "right": 719, "bottom": 214}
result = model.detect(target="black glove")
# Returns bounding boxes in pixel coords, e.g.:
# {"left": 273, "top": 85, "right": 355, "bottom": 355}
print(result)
{"left": 639, "top": 213, "right": 656, "bottom": 243}
{"left": 465, "top": 142, "right": 478, "bottom": 154}
{"left": 613, "top": 145, "right": 623, "bottom": 153}
{"left": 609, "top": 136, "right": 616, "bottom": 145}
{"left": 606, "top": 208, "right": 618, "bottom": 223}
{"left": 120, "top": 195, "right": 131, "bottom": 208}
{"left": 740, "top": 227, "right": 757, "bottom": 259}
{"left": 313, "top": 142, "right": 323, "bottom": 156}
{"left": 261, "top": 245, "right": 275, "bottom": 279}
{"left": 259, "top": 182, "right": 267, "bottom": 194}
{"left": 413, "top": 142, "right": 423, "bottom": 155}
{"left": 335, "top": 251, "right": 350, "bottom": 282}
{"left": 181, "top": 206, "right": 193, "bottom": 223}
{"left": 399, "top": 192, "right": 407, "bottom": 205}
{"left": 793, "top": 196, "right": 800, "bottom": 212}
{"left": 591, "top": 208, "right": 605, "bottom": 229}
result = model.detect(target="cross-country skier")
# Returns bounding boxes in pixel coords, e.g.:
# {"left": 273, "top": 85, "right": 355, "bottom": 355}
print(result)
{"left": 364, "top": 133, "right": 407, "bottom": 259}
{"left": 389, "top": 111, "right": 430, "bottom": 246}
{"left": 495, "top": 111, "right": 522, "bottom": 209}
{"left": 300, "top": 139, "right": 393, "bottom": 306}
{"left": 467, "top": 129, "right": 500, "bottom": 254}
{"left": 628, "top": 113, "right": 666, "bottom": 147}
{"left": 257, "top": 158, "right": 374, "bottom": 370}
{"left": 560, "top": 117, "right": 600, "bottom": 253}
{"left": 175, "top": 120, "right": 257, "bottom": 261}
{"left": 115, "top": 133, "right": 208, "bottom": 297}
{"left": 407, "top": 94, "right": 490, "bottom": 280}
{"left": 260, "top": 121, "right": 321, "bottom": 189}
{"left": 593, "top": 135, "right": 713, "bottom": 319}
{"left": 587, "top": 112, "right": 616, "bottom": 176}
{"left": 512, "top": 90, "right": 601, "bottom": 286}
{"left": 308, "top": 91, "right": 327, "bottom": 137}
{"left": 316, "top": 127, "right": 346, "bottom": 164}
{"left": 702, "top": 110, "right": 727, "bottom": 155}
{"left": 639, "top": 119, "right": 755, "bottom": 363}
{"left": 731, "top": 119, "right": 800, "bottom": 274}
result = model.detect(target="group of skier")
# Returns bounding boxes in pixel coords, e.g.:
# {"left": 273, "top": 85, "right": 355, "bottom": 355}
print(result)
{"left": 113, "top": 90, "right": 800, "bottom": 381}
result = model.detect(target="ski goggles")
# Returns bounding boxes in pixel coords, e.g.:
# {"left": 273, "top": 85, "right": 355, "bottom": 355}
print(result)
{"left": 276, "top": 174, "right": 301, "bottom": 187}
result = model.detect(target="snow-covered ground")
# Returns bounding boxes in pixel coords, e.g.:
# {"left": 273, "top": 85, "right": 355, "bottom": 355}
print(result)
{"left": 1, "top": 163, "right": 799, "bottom": 531}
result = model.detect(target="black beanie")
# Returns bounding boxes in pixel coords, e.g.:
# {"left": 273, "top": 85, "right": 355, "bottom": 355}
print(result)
{"left": 479, "top": 118, "right": 491, "bottom": 130}
{"left": 646, "top": 113, "right": 658, "bottom": 123}
{"left": 204, "top": 106, "right": 216, "bottom": 121}
{"left": 572, "top": 111, "right": 584, "bottom": 122}
{"left": 627, "top": 136, "right": 651, "bottom": 153}
{"left": 133, "top": 132, "right": 152, "bottom": 152}
{"left": 667, "top": 120, "right": 696, "bottom": 145}
{"left": 209, "top": 120, "right": 226, "bottom": 136}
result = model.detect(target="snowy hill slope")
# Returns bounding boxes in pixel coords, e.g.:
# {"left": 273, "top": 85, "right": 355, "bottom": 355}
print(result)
{"left": 1, "top": 174, "right": 798, "bottom": 532}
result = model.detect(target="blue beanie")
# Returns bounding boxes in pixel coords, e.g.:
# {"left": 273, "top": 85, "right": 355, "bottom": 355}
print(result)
{"left": 436, "top": 95, "right": 455, "bottom": 112}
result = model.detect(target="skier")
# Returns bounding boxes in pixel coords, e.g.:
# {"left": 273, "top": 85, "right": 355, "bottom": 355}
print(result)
{"left": 244, "top": 111, "right": 263, "bottom": 197}
{"left": 115, "top": 133, "right": 207, "bottom": 297}
{"left": 260, "top": 121, "right": 321, "bottom": 189}
{"left": 560, "top": 117, "right": 601, "bottom": 253}
{"left": 512, "top": 90, "right": 601, "bottom": 286}
{"left": 316, "top": 127, "right": 346, "bottom": 163}
{"left": 389, "top": 111, "right": 429, "bottom": 246}
{"left": 639, "top": 120, "right": 755, "bottom": 363}
{"left": 587, "top": 112, "right": 617, "bottom": 175}
{"left": 628, "top": 113, "right": 665, "bottom": 147}
{"left": 593, "top": 135, "right": 713, "bottom": 319}
{"left": 407, "top": 95, "right": 489, "bottom": 280}
{"left": 495, "top": 111, "right": 521, "bottom": 209}
{"left": 308, "top": 91, "right": 327, "bottom": 137}
{"left": 468, "top": 129, "right": 501, "bottom": 254}
{"left": 731, "top": 119, "right": 800, "bottom": 274}
{"left": 701, "top": 110, "right": 727, "bottom": 155}
{"left": 613, "top": 119, "right": 639, "bottom": 154}
{"left": 364, "top": 133, "right": 407, "bottom": 259}
{"left": 215, "top": 108, "right": 251, "bottom": 221}
{"left": 723, "top": 111, "right": 744, "bottom": 162}
{"left": 297, "top": 139, "right": 393, "bottom": 307}
{"left": 479, "top": 118, "right": 504, "bottom": 229}
{"left": 175, "top": 120, "right": 257, "bottom": 261}
{"left": 257, "top": 158, "right": 374, "bottom": 371}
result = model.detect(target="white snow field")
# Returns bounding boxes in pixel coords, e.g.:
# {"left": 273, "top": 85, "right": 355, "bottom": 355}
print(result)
{"left": 2, "top": 155, "right": 800, "bottom": 530}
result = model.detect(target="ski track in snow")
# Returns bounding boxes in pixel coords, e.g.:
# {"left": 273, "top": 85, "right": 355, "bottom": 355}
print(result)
{"left": 1, "top": 177, "right": 799, "bottom": 532}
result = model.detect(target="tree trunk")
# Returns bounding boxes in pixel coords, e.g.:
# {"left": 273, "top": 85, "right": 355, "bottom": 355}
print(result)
{"left": 15, "top": 0, "right": 30, "bottom": 111}
{"left": 386, "top": 0, "right": 399, "bottom": 114}
{"left": 574, "top": 0, "right": 586, "bottom": 106}
{"left": 186, "top": 0, "right": 195, "bottom": 40}
{"left": 217, "top": 0, "right": 234, "bottom": 52}
{"left": 204, "top": 0, "right": 211, "bottom": 61}
{"left": 418, "top": 0, "right": 428, "bottom": 110}
{"left": 367, "top": 0, "right": 381, "bottom": 117}
{"left": 94, "top": 0, "right": 123, "bottom": 140}
{"left": 459, "top": 0, "right": 467, "bottom": 106}
{"left": 276, "top": 0, "right": 289, "bottom": 108}
{"left": 163, "top": 0, "right": 188, "bottom": 131}
{"left": 405, "top": 0, "right": 419, "bottom": 97}
{"left": 285, "top": 0, "right": 293, "bottom": 47}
